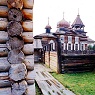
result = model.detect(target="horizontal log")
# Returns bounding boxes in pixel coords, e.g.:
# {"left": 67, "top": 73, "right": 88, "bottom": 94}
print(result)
{"left": 0, "top": 48, "right": 8, "bottom": 57}
{"left": 22, "top": 21, "right": 33, "bottom": 32}
{"left": 0, "top": 44, "right": 7, "bottom": 48}
{"left": 0, "top": 31, "right": 8, "bottom": 43}
{"left": 0, "top": 0, "right": 34, "bottom": 9}
{"left": 8, "top": 49, "right": 25, "bottom": 64}
{"left": 22, "top": 9, "right": 33, "bottom": 20}
{"left": 0, "top": 80, "right": 11, "bottom": 87}
{"left": 0, "top": 31, "right": 32, "bottom": 43}
{"left": 27, "top": 79, "right": 35, "bottom": 85}
{"left": 7, "top": 0, "right": 23, "bottom": 10}
{"left": 24, "top": 55, "right": 34, "bottom": 70}
{"left": 26, "top": 84, "right": 35, "bottom": 95}
{"left": 0, "top": 72, "right": 9, "bottom": 80}
{"left": 9, "top": 63, "right": 27, "bottom": 81}
{"left": 21, "top": 32, "right": 33, "bottom": 43}
{"left": 0, "top": 0, "right": 7, "bottom": 5}
{"left": 0, "top": 18, "right": 8, "bottom": 30}
{"left": 26, "top": 70, "right": 35, "bottom": 80}
{"left": 0, "top": 88, "right": 11, "bottom": 95}
{"left": 0, "top": 6, "right": 8, "bottom": 17}
{"left": 22, "top": 44, "right": 34, "bottom": 55}
{"left": 23, "top": 0, "right": 34, "bottom": 9}
{"left": 0, "top": 57, "right": 11, "bottom": 71}
{"left": 12, "top": 80, "right": 27, "bottom": 95}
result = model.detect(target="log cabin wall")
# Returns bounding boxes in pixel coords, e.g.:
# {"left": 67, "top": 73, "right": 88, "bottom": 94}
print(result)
{"left": 61, "top": 55, "right": 95, "bottom": 73}
{"left": 0, "top": 0, "right": 35, "bottom": 95}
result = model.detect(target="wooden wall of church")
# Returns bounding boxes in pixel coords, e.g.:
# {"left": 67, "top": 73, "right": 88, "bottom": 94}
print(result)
{"left": 0, "top": 0, "right": 35, "bottom": 95}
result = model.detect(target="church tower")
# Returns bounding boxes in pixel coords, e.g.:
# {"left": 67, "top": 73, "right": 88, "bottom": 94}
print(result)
{"left": 71, "top": 12, "right": 85, "bottom": 34}
{"left": 45, "top": 17, "right": 52, "bottom": 33}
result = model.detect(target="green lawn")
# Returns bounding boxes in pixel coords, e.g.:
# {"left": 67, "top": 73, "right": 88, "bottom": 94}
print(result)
{"left": 51, "top": 72, "right": 95, "bottom": 95}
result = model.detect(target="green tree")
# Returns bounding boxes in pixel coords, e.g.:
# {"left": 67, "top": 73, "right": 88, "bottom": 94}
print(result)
{"left": 88, "top": 45, "right": 93, "bottom": 50}
{"left": 93, "top": 44, "right": 95, "bottom": 50}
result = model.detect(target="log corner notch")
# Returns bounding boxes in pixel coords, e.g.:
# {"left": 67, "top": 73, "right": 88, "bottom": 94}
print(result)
{"left": 7, "top": 0, "right": 23, "bottom": 10}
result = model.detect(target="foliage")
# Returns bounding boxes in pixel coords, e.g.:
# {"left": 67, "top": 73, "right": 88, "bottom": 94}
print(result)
{"left": 88, "top": 45, "right": 93, "bottom": 50}
{"left": 93, "top": 44, "right": 95, "bottom": 50}
{"left": 51, "top": 72, "right": 95, "bottom": 95}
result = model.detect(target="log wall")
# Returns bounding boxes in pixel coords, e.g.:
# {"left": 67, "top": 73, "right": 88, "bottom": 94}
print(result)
{"left": 0, "top": 0, "right": 34, "bottom": 95}
{"left": 61, "top": 55, "right": 95, "bottom": 73}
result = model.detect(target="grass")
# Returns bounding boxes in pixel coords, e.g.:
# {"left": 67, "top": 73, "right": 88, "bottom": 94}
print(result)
{"left": 35, "top": 82, "right": 43, "bottom": 95}
{"left": 51, "top": 72, "right": 95, "bottom": 95}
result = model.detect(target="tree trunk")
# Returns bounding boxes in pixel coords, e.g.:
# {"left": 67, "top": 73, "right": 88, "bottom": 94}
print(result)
{"left": 0, "top": 80, "right": 11, "bottom": 87}
{"left": 0, "top": 88, "right": 11, "bottom": 95}
{"left": 7, "top": 21, "right": 23, "bottom": 36}
{"left": 0, "top": 48, "right": 8, "bottom": 57}
{"left": 0, "top": 6, "right": 8, "bottom": 17}
{"left": 8, "top": 8, "right": 22, "bottom": 21}
{"left": 6, "top": 36, "right": 24, "bottom": 50}
{"left": 0, "top": 44, "right": 7, "bottom": 48}
{"left": 22, "top": 44, "right": 34, "bottom": 55}
{"left": 7, "top": 49, "right": 25, "bottom": 64}
{"left": 12, "top": 80, "right": 27, "bottom": 95}
{"left": 9, "top": 63, "right": 27, "bottom": 81}
{"left": 0, "top": 18, "right": 8, "bottom": 30}
{"left": 0, "top": 57, "right": 11, "bottom": 71}
{"left": 22, "top": 21, "right": 33, "bottom": 32}
{"left": 21, "top": 32, "right": 33, "bottom": 43}
{"left": 7, "top": 0, "right": 23, "bottom": 10}
{"left": 22, "top": 9, "right": 33, "bottom": 20}
{"left": 0, "top": 31, "right": 8, "bottom": 43}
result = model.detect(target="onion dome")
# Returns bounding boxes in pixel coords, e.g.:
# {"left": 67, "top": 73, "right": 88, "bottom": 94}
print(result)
{"left": 45, "top": 24, "right": 52, "bottom": 29}
{"left": 45, "top": 17, "right": 52, "bottom": 33}
{"left": 57, "top": 18, "right": 70, "bottom": 28}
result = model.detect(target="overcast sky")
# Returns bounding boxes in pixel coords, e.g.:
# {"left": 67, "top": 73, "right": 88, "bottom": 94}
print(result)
{"left": 33, "top": 0, "right": 95, "bottom": 40}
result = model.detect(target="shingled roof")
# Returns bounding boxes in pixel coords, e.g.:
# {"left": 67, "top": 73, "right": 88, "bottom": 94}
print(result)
{"left": 72, "top": 14, "right": 85, "bottom": 27}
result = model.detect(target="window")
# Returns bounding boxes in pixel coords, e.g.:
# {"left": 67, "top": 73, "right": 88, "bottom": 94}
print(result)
{"left": 75, "top": 44, "right": 78, "bottom": 50}
{"left": 75, "top": 37, "right": 79, "bottom": 42}
{"left": 68, "top": 44, "right": 71, "bottom": 50}
{"left": 60, "top": 35, "right": 64, "bottom": 42}
{"left": 68, "top": 36, "right": 72, "bottom": 42}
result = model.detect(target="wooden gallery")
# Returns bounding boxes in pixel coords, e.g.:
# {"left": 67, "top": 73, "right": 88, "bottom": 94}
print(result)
{"left": 0, "top": 0, "right": 35, "bottom": 95}
{"left": 34, "top": 13, "right": 95, "bottom": 73}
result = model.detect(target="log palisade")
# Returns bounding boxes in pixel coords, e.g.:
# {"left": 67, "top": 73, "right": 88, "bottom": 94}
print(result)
{"left": 0, "top": 0, "right": 34, "bottom": 95}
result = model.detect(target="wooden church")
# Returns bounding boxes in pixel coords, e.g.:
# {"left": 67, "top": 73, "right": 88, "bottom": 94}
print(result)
{"left": 34, "top": 13, "right": 95, "bottom": 73}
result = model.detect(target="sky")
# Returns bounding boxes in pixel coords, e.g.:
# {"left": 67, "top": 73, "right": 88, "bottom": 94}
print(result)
{"left": 33, "top": 0, "right": 95, "bottom": 40}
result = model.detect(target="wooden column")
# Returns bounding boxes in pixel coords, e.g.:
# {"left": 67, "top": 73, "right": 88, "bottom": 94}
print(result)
{"left": 0, "top": 0, "right": 34, "bottom": 95}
